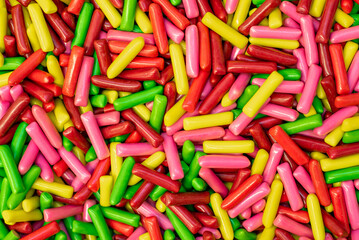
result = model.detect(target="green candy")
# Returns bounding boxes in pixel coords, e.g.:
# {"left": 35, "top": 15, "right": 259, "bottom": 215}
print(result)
{"left": 90, "top": 52, "right": 101, "bottom": 96}
{"left": 114, "top": 86, "right": 164, "bottom": 111}
{"left": 182, "top": 140, "right": 195, "bottom": 164}
{"left": 54, "top": 231, "right": 67, "bottom": 240}
{"left": 101, "top": 206, "right": 140, "bottom": 227}
{"left": 351, "top": 2, "right": 359, "bottom": 14}
{"left": 230, "top": 217, "right": 241, "bottom": 230}
{"left": 0, "top": 145, "right": 24, "bottom": 194}
{"left": 164, "top": 229, "right": 176, "bottom": 240}
{"left": 183, "top": 151, "right": 206, "bottom": 190}
{"left": 3, "top": 230, "right": 19, "bottom": 240}
{"left": 279, "top": 114, "right": 322, "bottom": 135}
{"left": 0, "top": 57, "right": 25, "bottom": 71}
{"left": 72, "top": 3, "right": 94, "bottom": 47}
{"left": 0, "top": 179, "right": 11, "bottom": 218}
{"left": 0, "top": 71, "right": 10, "bottom": 75}
{"left": 119, "top": 0, "right": 138, "bottom": 31}
{"left": 237, "top": 85, "right": 259, "bottom": 109}
{"left": 40, "top": 192, "right": 53, "bottom": 212}
{"left": 234, "top": 228, "right": 257, "bottom": 240}
{"left": 149, "top": 95, "right": 167, "bottom": 133}
{"left": 63, "top": 136, "right": 73, "bottom": 152}
{"left": 124, "top": 181, "right": 143, "bottom": 199}
{"left": 90, "top": 94, "right": 108, "bottom": 108}
{"left": 11, "top": 122, "right": 28, "bottom": 164}
{"left": 133, "top": 25, "right": 144, "bottom": 33}
{"left": 109, "top": 134, "right": 130, "bottom": 143}
{"left": 85, "top": 146, "right": 97, "bottom": 162}
{"left": 181, "top": 161, "right": 189, "bottom": 174}
{"left": 63, "top": 216, "right": 82, "bottom": 240}
{"left": 232, "top": 109, "right": 242, "bottom": 120}
{"left": 312, "top": 96, "right": 324, "bottom": 114}
{"left": 110, "top": 157, "right": 136, "bottom": 205}
{"left": 166, "top": 208, "right": 195, "bottom": 240}
{"left": 7, "top": 166, "right": 41, "bottom": 209}
{"left": 170, "top": 0, "right": 182, "bottom": 6}
{"left": 143, "top": 80, "right": 157, "bottom": 89}
{"left": 73, "top": 220, "right": 99, "bottom": 236}
{"left": 0, "top": 220, "right": 8, "bottom": 239}
{"left": 325, "top": 166, "right": 359, "bottom": 184}
{"left": 192, "top": 177, "right": 207, "bottom": 191}
{"left": 150, "top": 184, "right": 168, "bottom": 201}
{"left": 251, "top": 69, "right": 301, "bottom": 82}
{"left": 343, "top": 129, "right": 359, "bottom": 143}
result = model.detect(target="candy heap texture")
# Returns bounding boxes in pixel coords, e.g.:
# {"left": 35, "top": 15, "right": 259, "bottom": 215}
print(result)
{"left": 1, "top": 0, "right": 359, "bottom": 238}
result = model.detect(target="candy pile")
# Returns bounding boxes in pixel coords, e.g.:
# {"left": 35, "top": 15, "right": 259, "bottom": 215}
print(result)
{"left": 0, "top": 0, "right": 359, "bottom": 238}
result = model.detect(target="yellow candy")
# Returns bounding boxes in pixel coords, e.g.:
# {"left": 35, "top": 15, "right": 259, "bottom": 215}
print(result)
{"left": 334, "top": 9, "right": 354, "bottom": 28}
{"left": 0, "top": 72, "right": 10, "bottom": 87}
{"left": 259, "top": 226, "right": 276, "bottom": 240}
{"left": 320, "top": 153, "right": 359, "bottom": 172}
{"left": 47, "top": 111, "right": 64, "bottom": 132}
{"left": 325, "top": 203, "right": 333, "bottom": 213}
{"left": 26, "top": 188, "right": 35, "bottom": 199}
{"left": 8, "top": 0, "right": 19, "bottom": 6}
{"left": 139, "top": 232, "right": 151, "bottom": 240}
{"left": 324, "top": 126, "right": 344, "bottom": 147}
{"left": 125, "top": 202, "right": 134, "bottom": 213}
{"left": 60, "top": 0, "right": 71, "bottom": 4}
{"left": 0, "top": 52, "right": 3, "bottom": 67}
{"left": 170, "top": 43, "right": 188, "bottom": 95}
{"left": 310, "top": 152, "right": 327, "bottom": 161}
{"left": 135, "top": 6, "right": 153, "bottom": 33}
{"left": 322, "top": 98, "right": 331, "bottom": 112}
{"left": 343, "top": 42, "right": 358, "bottom": 70}
{"left": 2, "top": 209, "right": 42, "bottom": 225}
{"left": 202, "top": 12, "right": 248, "bottom": 49}
{"left": 316, "top": 80, "right": 326, "bottom": 99}
{"left": 164, "top": 96, "right": 186, "bottom": 127}
{"left": 243, "top": 71, "right": 284, "bottom": 117}
{"left": 203, "top": 140, "right": 255, "bottom": 154}
{"left": 28, "top": 3, "right": 54, "bottom": 52}
{"left": 0, "top": 7, "right": 8, "bottom": 53}
{"left": 224, "top": 182, "right": 233, "bottom": 190}
{"left": 22, "top": 6, "right": 32, "bottom": 28}
{"left": 231, "top": 0, "right": 251, "bottom": 29}
{"left": 249, "top": 37, "right": 299, "bottom": 49}
{"left": 22, "top": 196, "right": 40, "bottom": 212}
{"left": 251, "top": 149, "right": 269, "bottom": 175}
{"left": 86, "top": 235, "right": 97, "bottom": 240}
{"left": 32, "top": 178, "right": 73, "bottom": 199}
{"left": 333, "top": 182, "right": 341, "bottom": 187}
{"left": 107, "top": 37, "right": 144, "bottom": 78}
{"left": 35, "top": 0, "right": 57, "bottom": 14}
{"left": 304, "top": 105, "right": 317, "bottom": 117}
{"left": 128, "top": 151, "right": 165, "bottom": 185}
{"left": 268, "top": 8, "right": 282, "bottom": 29}
{"left": 100, "top": 175, "right": 113, "bottom": 207}
{"left": 262, "top": 180, "right": 283, "bottom": 227}
{"left": 156, "top": 198, "right": 166, "bottom": 213}
{"left": 342, "top": 116, "right": 359, "bottom": 131}
{"left": 27, "top": 23, "right": 41, "bottom": 52}
{"left": 307, "top": 194, "right": 325, "bottom": 240}
{"left": 102, "top": 90, "right": 118, "bottom": 104}
{"left": 72, "top": 147, "right": 86, "bottom": 165}
{"left": 47, "top": 55, "right": 64, "bottom": 87}
{"left": 54, "top": 99, "right": 71, "bottom": 126}
{"left": 53, "top": 174, "right": 65, "bottom": 184}
{"left": 183, "top": 112, "right": 234, "bottom": 130}
{"left": 227, "top": 13, "right": 234, "bottom": 25}
{"left": 210, "top": 193, "right": 234, "bottom": 240}
{"left": 95, "top": 0, "right": 121, "bottom": 28}
{"left": 30, "top": 97, "right": 43, "bottom": 107}
{"left": 63, "top": 119, "right": 74, "bottom": 130}
{"left": 309, "top": 0, "right": 326, "bottom": 17}
{"left": 133, "top": 104, "right": 151, "bottom": 122}
{"left": 0, "top": 0, "right": 5, "bottom": 8}
{"left": 79, "top": 101, "right": 93, "bottom": 114}
{"left": 110, "top": 142, "right": 123, "bottom": 181}
{"left": 221, "top": 92, "right": 237, "bottom": 107}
